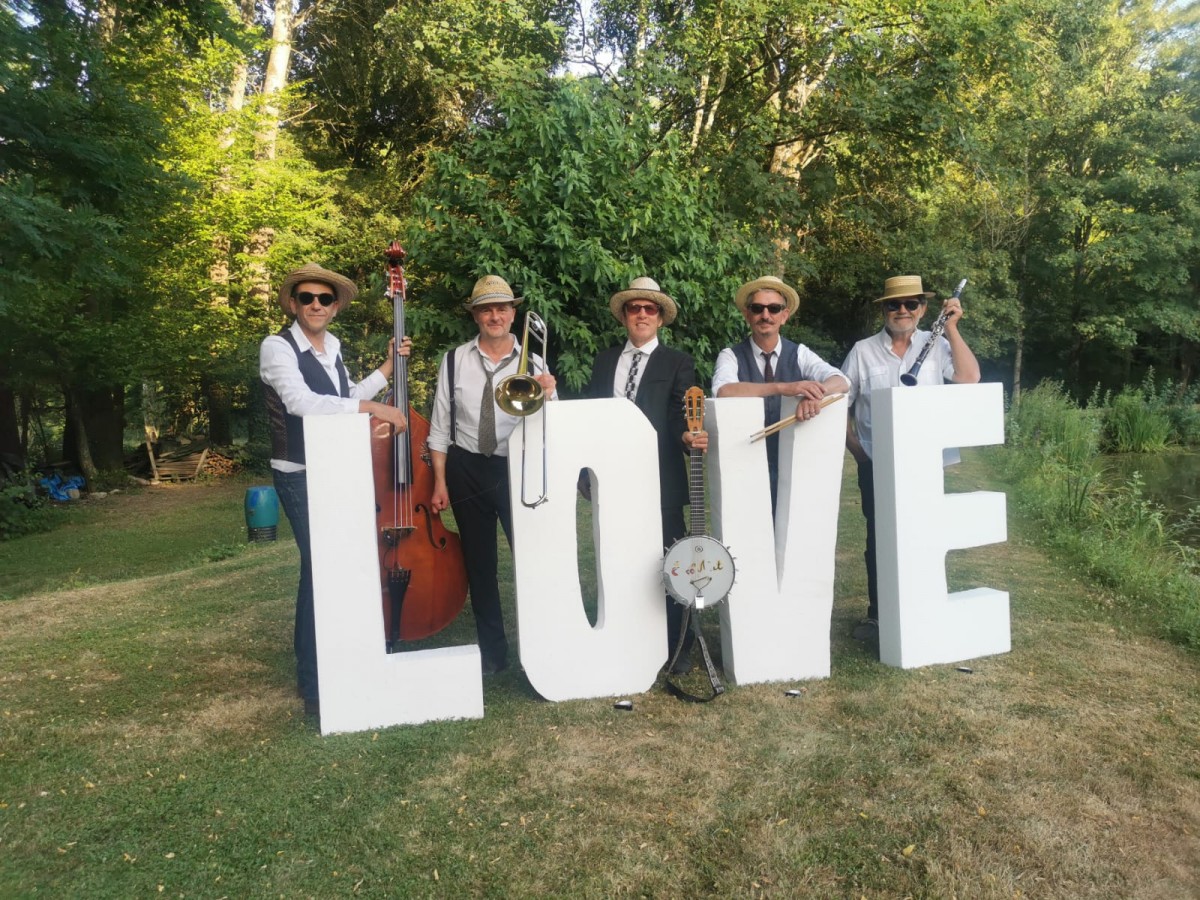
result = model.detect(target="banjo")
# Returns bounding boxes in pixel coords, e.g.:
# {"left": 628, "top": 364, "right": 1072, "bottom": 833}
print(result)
{"left": 661, "top": 387, "right": 736, "bottom": 701}
{"left": 662, "top": 387, "right": 737, "bottom": 608}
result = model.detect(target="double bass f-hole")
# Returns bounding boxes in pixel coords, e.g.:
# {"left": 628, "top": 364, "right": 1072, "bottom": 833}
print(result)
{"left": 371, "top": 241, "right": 469, "bottom": 651}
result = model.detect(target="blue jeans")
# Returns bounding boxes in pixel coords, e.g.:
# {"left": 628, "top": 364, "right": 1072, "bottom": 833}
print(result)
{"left": 273, "top": 469, "right": 317, "bottom": 702}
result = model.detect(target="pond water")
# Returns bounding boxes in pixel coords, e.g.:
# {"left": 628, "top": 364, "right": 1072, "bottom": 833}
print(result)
{"left": 1103, "top": 449, "right": 1200, "bottom": 548}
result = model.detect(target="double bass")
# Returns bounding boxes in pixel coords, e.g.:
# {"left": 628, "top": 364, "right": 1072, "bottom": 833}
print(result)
{"left": 371, "top": 241, "right": 469, "bottom": 650}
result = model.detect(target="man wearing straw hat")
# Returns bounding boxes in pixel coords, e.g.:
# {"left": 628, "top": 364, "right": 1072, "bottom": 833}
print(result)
{"left": 261, "top": 263, "right": 411, "bottom": 717}
{"left": 582, "top": 276, "right": 707, "bottom": 674}
{"left": 428, "top": 275, "right": 557, "bottom": 675}
{"left": 841, "top": 274, "right": 981, "bottom": 644}
{"left": 712, "top": 275, "right": 849, "bottom": 512}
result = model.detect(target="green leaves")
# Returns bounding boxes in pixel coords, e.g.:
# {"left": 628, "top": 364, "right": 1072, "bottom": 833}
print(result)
{"left": 408, "top": 75, "right": 770, "bottom": 389}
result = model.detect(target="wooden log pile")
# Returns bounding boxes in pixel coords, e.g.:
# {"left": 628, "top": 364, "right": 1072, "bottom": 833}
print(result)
{"left": 151, "top": 446, "right": 209, "bottom": 482}
{"left": 125, "top": 439, "right": 242, "bottom": 482}
{"left": 200, "top": 449, "right": 241, "bottom": 477}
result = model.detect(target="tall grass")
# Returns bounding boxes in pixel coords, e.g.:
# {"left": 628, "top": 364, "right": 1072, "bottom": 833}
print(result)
{"left": 1006, "top": 381, "right": 1103, "bottom": 526}
{"left": 1006, "top": 381, "right": 1200, "bottom": 650}
{"left": 1106, "top": 388, "right": 1172, "bottom": 452}
{"left": 1094, "top": 370, "right": 1200, "bottom": 451}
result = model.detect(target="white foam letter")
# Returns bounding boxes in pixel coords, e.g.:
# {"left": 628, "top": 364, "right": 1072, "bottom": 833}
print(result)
{"left": 708, "top": 396, "right": 848, "bottom": 683}
{"left": 871, "top": 383, "right": 1009, "bottom": 668}
{"left": 306, "top": 415, "right": 484, "bottom": 734}
{"left": 509, "top": 400, "right": 667, "bottom": 701}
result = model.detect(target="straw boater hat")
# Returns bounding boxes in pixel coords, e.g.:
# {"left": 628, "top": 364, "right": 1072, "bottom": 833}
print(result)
{"left": 877, "top": 275, "right": 934, "bottom": 302}
{"left": 277, "top": 263, "right": 358, "bottom": 312}
{"left": 609, "top": 276, "right": 678, "bottom": 325}
{"left": 464, "top": 274, "right": 523, "bottom": 310}
{"left": 734, "top": 275, "right": 800, "bottom": 316}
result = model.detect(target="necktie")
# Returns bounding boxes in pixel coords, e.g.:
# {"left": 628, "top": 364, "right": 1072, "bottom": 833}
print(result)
{"left": 762, "top": 351, "right": 775, "bottom": 383}
{"left": 624, "top": 351, "right": 642, "bottom": 400}
{"left": 478, "top": 367, "right": 498, "bottom": 457}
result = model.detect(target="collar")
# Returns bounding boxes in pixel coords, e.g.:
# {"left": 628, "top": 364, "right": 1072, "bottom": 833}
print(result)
{"left": 289, "top": 319, "right": 340, "bottom": 357}
{"left": 754, "top": 336, "right": 781, "bottom": 357}
{"left": 623, "top": 336, "right": 659, "bottom": 356}
{"left": 877, "top": 326, "right": 917, "bottom": 354}
{"left": 470, "top": 333, "right": 520, "bottom": 364}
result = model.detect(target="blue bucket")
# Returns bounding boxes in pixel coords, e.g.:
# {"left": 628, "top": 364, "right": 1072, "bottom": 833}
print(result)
{"left": 244, "top": 485, "right": 280, "bottom": 542}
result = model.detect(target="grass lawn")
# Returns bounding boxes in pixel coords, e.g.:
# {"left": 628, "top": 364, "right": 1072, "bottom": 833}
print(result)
{"left": 1, "top": 461, "right": 1198, "bottom": 897}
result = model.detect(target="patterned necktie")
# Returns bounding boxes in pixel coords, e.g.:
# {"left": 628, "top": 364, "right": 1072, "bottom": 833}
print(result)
{"left": 624, "top": 351, "right": 642, "bottom": 400}
{"left": 762, "top": 351, "right": 775, "bottom": 383}
{"left": 478, "top": 367, "right": 498, "bottom": 457}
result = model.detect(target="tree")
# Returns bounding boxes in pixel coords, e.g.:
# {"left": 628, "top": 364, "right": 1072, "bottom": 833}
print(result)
{"left": 408, "top": 75, "right": 770, "bottom": 390}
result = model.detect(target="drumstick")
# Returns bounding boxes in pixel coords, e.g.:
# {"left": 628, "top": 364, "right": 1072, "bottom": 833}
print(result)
{"left": 750, "top": 393, "right": 845, "bottom": 443}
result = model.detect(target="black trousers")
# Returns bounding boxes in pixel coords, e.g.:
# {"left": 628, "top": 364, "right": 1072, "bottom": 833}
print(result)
{"left": 445, "top": 445, "right": 513, "bottom": 666}
{"left": 856, "top": 459, "right": 879, "bottom": 620}
{"left": 273, "top": 469, "right": 317, "bottom": 702}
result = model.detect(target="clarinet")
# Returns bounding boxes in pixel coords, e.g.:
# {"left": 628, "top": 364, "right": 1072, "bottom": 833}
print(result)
{"left": 900, "top": 278, "right": 967, "bottom": 386}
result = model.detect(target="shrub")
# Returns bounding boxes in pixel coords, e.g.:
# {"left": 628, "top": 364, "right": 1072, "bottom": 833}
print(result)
{"left": 0, "top": 478, "right": 53, "bottom": 541}
{"left": 1105, "top": 388, "right": 1171, "bottom": 452}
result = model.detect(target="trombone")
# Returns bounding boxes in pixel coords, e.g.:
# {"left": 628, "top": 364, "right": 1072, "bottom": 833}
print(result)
{"left": 495, "top": 311, "right": 550, "bottom": 508}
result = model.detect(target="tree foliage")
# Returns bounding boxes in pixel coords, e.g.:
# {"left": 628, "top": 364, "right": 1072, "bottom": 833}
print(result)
{"left": 408, "top": 75, "right": 770, "bottom": 390}
{"left": 2, "top": 0, "right": 1199, "bottom": 475}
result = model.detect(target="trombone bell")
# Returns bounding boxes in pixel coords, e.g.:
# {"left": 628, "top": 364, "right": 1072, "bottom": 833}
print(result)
{"left": 495, "top": 375, "right": 544, "bottom": 417}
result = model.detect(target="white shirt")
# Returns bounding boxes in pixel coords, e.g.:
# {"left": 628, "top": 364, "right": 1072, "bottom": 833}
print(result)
{"left": 841, "top": 327, "right": 956, "bottom": 460}
{"left": 427, "top": 336, "right": 552, "bottom": 457}
{"left": 711, "top": 337, "right": 845, "bottom": 396}
{"left": 259, "top": 321, "right": 389, "bottom": 472}
{"left": 612, "top": 337, "right": 659, "bottom": 399}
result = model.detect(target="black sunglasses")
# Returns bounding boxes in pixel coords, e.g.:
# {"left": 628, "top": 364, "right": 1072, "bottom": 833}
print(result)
{"left": 748, "top": 302, "right": 786, "bottom": 315}
{"left": 883, "top": 298, "right": 924, "bottom": 312}
{"left": 296, "top": 290, "right": 337, "bottom": 307}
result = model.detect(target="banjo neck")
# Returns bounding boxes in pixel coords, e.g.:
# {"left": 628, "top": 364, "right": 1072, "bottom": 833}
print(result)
{"left": 687, "top": 442, "right": 706, "bottom": 536}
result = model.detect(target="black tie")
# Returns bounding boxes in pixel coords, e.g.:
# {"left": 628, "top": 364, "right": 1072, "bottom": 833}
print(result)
{"left": 624, "top": 351, "right": 642, "bottom": 400}
{"left": 762, "top": 351, "right": 775, "bottom": 383}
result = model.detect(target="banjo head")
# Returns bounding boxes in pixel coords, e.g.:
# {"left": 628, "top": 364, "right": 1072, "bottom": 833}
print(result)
{"left": 662, "top": 534, "right": 736, "bottom": 609}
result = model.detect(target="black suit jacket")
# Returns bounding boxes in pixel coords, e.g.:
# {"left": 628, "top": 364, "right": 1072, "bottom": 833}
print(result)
{"left": 585, "top": 344, "right": 695, "bottom": 510}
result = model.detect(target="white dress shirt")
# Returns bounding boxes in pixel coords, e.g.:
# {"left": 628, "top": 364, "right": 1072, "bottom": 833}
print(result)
{"left": 259, "top": 321, "right": 389, "bottom": 472}
{"left": 427, "top": 336, "right": 552, "bottom": 457}
{"left": 611, "top": 337, "right": 659, "bottom": 399}
{"left": 711, "top": 337, "right": 845, "bottom": 396}
{"left": 841, "top": 327, "right": 955, "bottom": 461}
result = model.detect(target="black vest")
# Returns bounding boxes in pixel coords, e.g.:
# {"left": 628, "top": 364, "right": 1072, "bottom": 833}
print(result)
{"left": 263, "top": 328, "right": 350, "bottom": 465}
{"left": 733, "top": 337, "right": 802, "bottom": 506}
{"left": 732, "top": 337, "right": 802, "bottom": 427}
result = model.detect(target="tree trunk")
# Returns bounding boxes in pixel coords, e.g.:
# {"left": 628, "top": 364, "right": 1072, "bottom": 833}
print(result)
{"left": 80, "top": 384, "right": 126, "bottom": 470}
{"left": 245, "top": 225, "right": 277, "bottom": 317}
{"left": 63, "top": 389, "right": 98, "bottom": 483}
{"left": 1012, "top": 320, "right": 1025, "bottom": 409}
{"left": 246, "top": 375, "right": 270, "bottom": 464}
{"left": 258, "top": 0, "right": 296, "bottom": 161}
{"left": 203, "top": 375, "right": 234, "bottom": 446}
{"left": 1012, "top": 244, "right": 1029, "bottom": 407}
{"left": 0, "top": 385, "right": 22, "bottom": 473}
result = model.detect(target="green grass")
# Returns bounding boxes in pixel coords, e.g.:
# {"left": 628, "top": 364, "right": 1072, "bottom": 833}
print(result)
{"left": 2, "top": 462, "right": 1199, "bottom": 897}
{"left": 0, "top": 477, "right": 267, "bottom": 600}
{"left": 1006, "top": 382, "right": 1200, "bottom": 650}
